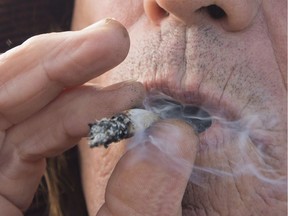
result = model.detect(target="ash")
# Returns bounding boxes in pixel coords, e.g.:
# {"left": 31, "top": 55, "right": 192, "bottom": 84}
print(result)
{"left": 88, "top": 113, "right": 133, "bottom": 148}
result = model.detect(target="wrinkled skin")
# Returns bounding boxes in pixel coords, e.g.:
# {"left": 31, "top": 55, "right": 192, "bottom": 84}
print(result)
{"left": 1, "top": 1, "right": 285, "bottom": 216}
{"left": 72, "top": 0, "right": 287, "bottom": 216}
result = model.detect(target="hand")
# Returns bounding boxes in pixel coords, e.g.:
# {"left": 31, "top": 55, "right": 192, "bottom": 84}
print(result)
{"left": 97, "top": 119, "right": 198, "bottom": 216}
{"left": 0, "top": 19, "right": 145, "bottom": 215}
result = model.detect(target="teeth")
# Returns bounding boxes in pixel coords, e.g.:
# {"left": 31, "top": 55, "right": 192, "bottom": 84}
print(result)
{"left": 146, "top": 98, "right": 212, "bottom": 133}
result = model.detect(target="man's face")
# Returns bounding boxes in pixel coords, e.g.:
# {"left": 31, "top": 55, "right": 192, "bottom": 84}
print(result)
{"left": 72, "top": 0, "right": 287, "bottom": 215}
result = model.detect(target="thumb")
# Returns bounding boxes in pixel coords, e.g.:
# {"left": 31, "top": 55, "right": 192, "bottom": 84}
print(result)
{"left": 97, "top": 119, "right": 199, "bottom": 216}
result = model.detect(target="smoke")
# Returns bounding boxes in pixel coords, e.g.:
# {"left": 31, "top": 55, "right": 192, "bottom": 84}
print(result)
{"left": 127, "top": 91, "right": 286, "bottom": 188}
{"left": 143, "top": 92, "right": 212, "bottom": 133}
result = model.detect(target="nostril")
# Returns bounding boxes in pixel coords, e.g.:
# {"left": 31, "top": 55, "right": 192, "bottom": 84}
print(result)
{"left": 206, "top": 4, "right": 226, "bottom": 20}
{"left": 144, "top": 0, "right": 169, "bottom": 24}
{"left": 157, "top": 5, "right": 169, "bottom": 17}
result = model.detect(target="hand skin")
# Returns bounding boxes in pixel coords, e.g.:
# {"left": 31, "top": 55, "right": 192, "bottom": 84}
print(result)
{"left": 96, "top": 119, "right": 199, "bottom": 216}
{"left": 73, "top": 0, "right": 287, "bottom": 216}
{"left": 0, "top": 19, "right": 145, "bottom": 214}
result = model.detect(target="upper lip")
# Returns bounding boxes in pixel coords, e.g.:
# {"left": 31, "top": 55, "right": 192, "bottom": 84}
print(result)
{"left": 127, "top": 20, "right": 242, "bottom": 126}
{"left": 135, "top": 24, "right": 241, "bottom": 123}
{"left": 143, "top": 80, "right": 240, "bottom": 122}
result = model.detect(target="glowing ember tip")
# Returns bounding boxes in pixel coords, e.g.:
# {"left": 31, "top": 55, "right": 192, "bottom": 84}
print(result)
{"left": 88, "top": 109, "right": 160, "bottom": 148}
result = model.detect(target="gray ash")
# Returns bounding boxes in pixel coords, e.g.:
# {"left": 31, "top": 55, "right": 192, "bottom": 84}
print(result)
{"left": 88, "top": 109, "right": 160, "bottom": 148}
{"left": 88, "top": 113, "right": 133, "bottom": 148}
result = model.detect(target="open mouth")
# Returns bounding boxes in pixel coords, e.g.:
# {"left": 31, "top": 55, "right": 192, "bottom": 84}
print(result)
{"left": 143, "top": 92, "right": 213, "bottom": 133}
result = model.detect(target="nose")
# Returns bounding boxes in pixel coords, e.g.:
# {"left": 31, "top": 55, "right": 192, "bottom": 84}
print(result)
{"left": 143, "top": 0, "right": 261, "bottom": 31}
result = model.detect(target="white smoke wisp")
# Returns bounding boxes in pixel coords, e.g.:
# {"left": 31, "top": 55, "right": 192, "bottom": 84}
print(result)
{"left": 126, "top": 91, "right": 286, "bottom": 188}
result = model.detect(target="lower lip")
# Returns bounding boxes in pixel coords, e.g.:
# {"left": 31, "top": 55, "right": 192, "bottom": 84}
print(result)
{"left": 198, "top": 121, "right": 223, "bottom": 150}
{"left": 197, "top": 116, "right": 243, "bottom": 153}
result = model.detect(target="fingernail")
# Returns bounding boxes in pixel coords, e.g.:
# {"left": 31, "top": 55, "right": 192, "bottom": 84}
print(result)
{"left": 84, "top": 18, "right": 117, "bottom": 30}
{"left": 84, "top": 18, "right": 129, "bottom": 39}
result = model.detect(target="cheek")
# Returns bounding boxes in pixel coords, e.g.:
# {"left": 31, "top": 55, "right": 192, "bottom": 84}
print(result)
{"left": 79, "top": 139, "right": 127, "bottom": 215}
{"left": 262, "top": 0, "right": 287, "bottom": 83}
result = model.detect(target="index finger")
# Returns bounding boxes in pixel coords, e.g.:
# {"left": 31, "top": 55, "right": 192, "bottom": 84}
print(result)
{"left": 0, "top": 18, "right": 130, "bottom": 128}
